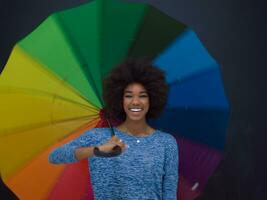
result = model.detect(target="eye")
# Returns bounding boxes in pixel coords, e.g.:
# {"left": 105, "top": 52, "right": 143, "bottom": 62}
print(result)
{"left": 140, "top": 95, "right": 148, "bottom": 98}
{"left": 124, "top": 95, "right": 132, "bottom": 98}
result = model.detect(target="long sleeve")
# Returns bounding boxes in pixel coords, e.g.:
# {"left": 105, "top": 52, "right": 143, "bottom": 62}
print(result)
{"left": 162, "top": 136, "right": 179, "bottom": 200}
{"left": 49, "top": 128, "right": 105, "bottom": 164}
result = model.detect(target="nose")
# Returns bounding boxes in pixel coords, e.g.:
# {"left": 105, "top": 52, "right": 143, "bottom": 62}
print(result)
{"left": 131, "top": 97, "right": 140, "bottom": 105}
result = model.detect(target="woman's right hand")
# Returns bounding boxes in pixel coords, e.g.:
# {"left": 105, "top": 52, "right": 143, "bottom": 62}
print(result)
{"left": 97, "top": 136, "right": 127, "bottom": 153}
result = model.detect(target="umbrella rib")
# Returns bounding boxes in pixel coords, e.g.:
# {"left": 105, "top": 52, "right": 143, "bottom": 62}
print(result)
{"left": 0, "top": 86, "right": 99, "bottom": 112}
{"left": 16, "top": 42, "right": 102, "bottom": 109}
{"left": 168, "top": 63, "right": 219, "bottom": 86}
{"left": 54, "top": 14, "right": 103, "bottom": 106}
{"left": 0, "top": 113, "right": 99, "bottom": 138}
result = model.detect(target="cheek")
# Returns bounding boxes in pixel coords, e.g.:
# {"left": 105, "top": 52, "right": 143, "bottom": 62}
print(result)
{"left": 123, "top": 103, "right": 127, "bottom": 112}
{"left": 123, "top": 98, "right": 129, "bottom": 111}
{"left": 144, "top": 99, "right": 150, "bottom": 111}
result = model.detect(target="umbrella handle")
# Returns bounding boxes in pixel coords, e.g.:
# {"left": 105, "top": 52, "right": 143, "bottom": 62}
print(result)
{"left": 93, "top": 145, "right": 122, "bottom": 157}
{"left": 93, "top": 111, "right": 122, "bottom": 157}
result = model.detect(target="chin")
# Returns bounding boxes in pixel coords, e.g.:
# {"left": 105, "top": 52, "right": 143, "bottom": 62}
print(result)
{"left": 127, "top": 115, "right": 146, "bottom": 122}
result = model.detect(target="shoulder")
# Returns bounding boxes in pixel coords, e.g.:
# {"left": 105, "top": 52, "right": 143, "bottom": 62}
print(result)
{"left": 156, "top": 130, "right": 177, "bottom": 143}
{"left": 84, "top": 127, "right": 110, "bottom": 135}
{"left": 156, "top": 130, "right": 178, "bottom": 150}
{"left": 81, "top": 128, "right": 111, "bottom": 141}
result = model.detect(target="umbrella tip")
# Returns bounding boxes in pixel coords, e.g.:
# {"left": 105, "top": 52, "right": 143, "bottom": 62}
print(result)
{"left": 191, "top": 182, "right": 199, "bottom": 191}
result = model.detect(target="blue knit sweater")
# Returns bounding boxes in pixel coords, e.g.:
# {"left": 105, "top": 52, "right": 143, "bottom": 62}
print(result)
{"left": 49, "top": 128, "right": 178, "bottom": 200}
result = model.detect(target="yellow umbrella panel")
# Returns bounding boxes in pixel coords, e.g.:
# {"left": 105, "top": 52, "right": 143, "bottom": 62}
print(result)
{"left": 0, "top": 45, "right": 100, "bottom": 185}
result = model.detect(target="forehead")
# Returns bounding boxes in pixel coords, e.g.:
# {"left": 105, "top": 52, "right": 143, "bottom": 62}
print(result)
{"left": 124, "top": 83, "right": 147, "bottom": 93}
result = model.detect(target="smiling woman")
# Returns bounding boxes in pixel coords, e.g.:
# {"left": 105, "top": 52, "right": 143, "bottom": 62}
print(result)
{"left": 49, "top": 58, "right": 178, "bottom": 200}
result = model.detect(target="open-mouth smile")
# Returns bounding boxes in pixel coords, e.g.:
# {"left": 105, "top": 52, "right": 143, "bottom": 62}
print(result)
{"left": 129, "top": 108, "right": 143, "bottom": 112}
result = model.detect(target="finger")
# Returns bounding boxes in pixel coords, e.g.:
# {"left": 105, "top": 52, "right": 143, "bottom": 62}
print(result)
{"left": 115, "top": 137, "right": 122, "bottom": 143}
{"left": 117, "top": 138, "right": 124, "bottom": 145}
{"left": 111, "top": 136, "right": 120, "bottom": 142}
{"left": 109, "top": 136, "right": 118, "bottom": 143}
{"left": 119, "top": 142, "right": 127, "bottom": 151}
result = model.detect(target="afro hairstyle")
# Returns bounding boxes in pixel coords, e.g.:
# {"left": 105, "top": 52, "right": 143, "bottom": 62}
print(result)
{"left": 103, "top": 58, "right": 169, "bottom": 121}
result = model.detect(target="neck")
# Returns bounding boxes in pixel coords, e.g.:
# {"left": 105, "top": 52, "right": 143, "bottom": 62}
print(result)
{"left": 119, "top": 118, "right": 151, "bottom": 136}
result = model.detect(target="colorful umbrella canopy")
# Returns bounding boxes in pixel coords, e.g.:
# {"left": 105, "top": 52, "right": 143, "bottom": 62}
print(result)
{"left": 0, "top": 175, "right": 19, "bottom": 200}
{"left": 0, "top": 0, "right": 229, "bottom": 199}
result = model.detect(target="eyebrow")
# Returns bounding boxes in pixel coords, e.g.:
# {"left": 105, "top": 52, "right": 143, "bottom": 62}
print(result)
{"left": 124, "top": 91, "right": 147, "bottom": 94}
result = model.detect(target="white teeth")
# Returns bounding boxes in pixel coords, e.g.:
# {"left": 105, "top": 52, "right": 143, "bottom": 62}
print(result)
{"left": 130, "top": 108, "right": 142, "bottom": 112}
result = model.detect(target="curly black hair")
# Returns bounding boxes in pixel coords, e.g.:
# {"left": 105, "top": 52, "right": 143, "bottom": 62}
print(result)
{"left": 103, "top": 58, "right": 169, "bottom": 121}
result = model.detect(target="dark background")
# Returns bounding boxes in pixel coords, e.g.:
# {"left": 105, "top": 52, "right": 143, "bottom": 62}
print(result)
{"left": 1, "top": 0, "right": 267, "bottom": 199}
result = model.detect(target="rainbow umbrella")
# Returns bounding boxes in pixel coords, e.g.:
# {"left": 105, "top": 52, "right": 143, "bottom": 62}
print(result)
{"left": 0, "top": 0, "right": 229, "bottom": 199}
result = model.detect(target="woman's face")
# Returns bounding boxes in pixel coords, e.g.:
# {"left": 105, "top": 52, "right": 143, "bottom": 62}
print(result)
{"left": 123, "top": 83, "right": 149, "bottom": 122}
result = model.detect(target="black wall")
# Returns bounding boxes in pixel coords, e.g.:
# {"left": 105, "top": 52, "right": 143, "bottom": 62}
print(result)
{"left": 1, "top": 0, "right": 267, "bottom": 199}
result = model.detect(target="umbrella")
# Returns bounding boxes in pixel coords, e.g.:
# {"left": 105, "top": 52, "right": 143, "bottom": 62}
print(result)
{"left": 0, "top": 175, "right": 19, "bottom": 200}
{"left": 0, "top": 0, "right": 229, "bottom": 199}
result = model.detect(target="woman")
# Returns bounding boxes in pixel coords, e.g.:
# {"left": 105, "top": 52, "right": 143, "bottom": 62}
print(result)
{"left": 49, "top": 59, "right": 179, "bottom": 199}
